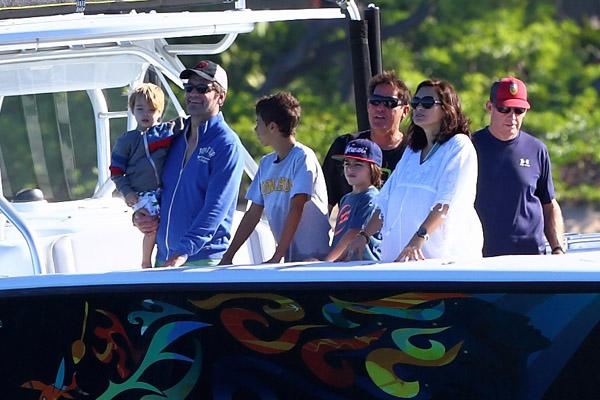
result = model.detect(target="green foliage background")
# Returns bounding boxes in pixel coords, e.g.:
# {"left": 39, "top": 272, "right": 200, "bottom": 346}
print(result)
{"left": 0, "top": 0, "right": 598, "bottom": 204}
{"left": 213, "top": 0, "right": 600, "bottom": 202}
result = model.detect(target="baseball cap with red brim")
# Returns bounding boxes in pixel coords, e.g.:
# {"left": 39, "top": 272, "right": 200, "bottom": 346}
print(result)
{"left": 332, "top": 139, "right": 383, "bottom": 167}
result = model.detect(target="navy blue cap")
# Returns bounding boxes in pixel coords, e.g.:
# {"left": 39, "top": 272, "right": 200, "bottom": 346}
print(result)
{"left": 332, "top": 139, "right": 382, "bottom": 167}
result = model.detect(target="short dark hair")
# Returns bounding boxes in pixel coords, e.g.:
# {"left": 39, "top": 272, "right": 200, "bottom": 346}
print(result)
{"left": 407, "top": 79, "right": 471, "bottom": 151}
{"left": 255, "top": 92, "right": 301, "bottom": 137}
{"left": 368, "top": 70, "right": 411, "bottom": 105}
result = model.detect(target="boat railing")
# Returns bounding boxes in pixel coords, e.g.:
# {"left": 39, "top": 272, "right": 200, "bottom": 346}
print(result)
{"left": 0, "top": 1, "right": 357, "bottom": 275}
{"left": 0, "top": 196, "right": 42, "bottom": 275}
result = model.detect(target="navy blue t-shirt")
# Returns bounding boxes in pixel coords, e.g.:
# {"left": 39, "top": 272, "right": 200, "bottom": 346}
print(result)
{"left": 473, "top": 127, "right": 555, "bottom": 257}
{"left": 332, "top": 187, "right": 381, "bottom": 261}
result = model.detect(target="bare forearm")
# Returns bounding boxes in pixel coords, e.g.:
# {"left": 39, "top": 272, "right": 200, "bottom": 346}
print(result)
{"left": 362, "top": 209, "right": 383, "bottom": 236}
{"left": 343, "top": 210, "right": 382, "bottom": 261}
{"left": 326, "top": 228, "right": 360, "bottom": 261}
{"left": 543, "top": 199, "right": 565, "bottom": 251}
{"left": 222, "top": 204, "right": 263, "bottom": 259}
{"left": 396, "top": 204, "right": 448, "bottom": 262}
{"left": 273, "top": 195, "right": 308, "bottom": 260}
{"left": 419, "top": 204, "right": 448, "bottom": 235}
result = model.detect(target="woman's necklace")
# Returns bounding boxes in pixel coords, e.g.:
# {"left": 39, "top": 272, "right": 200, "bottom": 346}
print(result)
{"left": 421, "top": 141, "right": 440, "bottom": 164}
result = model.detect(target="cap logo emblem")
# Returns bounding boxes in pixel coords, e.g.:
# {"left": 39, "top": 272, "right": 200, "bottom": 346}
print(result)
{"left": 509, "top": 82, "right": 518, "bottom": 95}
{"left": 346, "top": 145, "right": 367, "bottom": 154}
{"left": 196, "top": 60, "right": 209, "bottom": 69}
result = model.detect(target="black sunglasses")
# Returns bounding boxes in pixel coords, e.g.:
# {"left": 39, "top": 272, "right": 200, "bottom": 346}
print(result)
{"left": 368, "top": 96, "right": 402, "bottom": 109}
{"left": 495, "top": 105, "right": 527, "bottom": 115}
{"left": 410, "top": 96, "right": 442, "bottom": 109}
{"left": 183, "top": 82, "right": 213, "bottom": 94}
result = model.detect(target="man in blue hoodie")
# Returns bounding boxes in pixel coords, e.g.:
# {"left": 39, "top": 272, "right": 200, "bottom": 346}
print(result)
{"left": 134, "top": 60, "right": 244, "bottom": 267}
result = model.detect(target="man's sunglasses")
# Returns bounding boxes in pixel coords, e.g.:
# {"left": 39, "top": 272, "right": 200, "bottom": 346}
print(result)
{"left": 368, "top": 96, "right": 402, "bottom": 109}
{"left": 183, "top": 82, "right": 213, "bottom": 94}
{"left": 495, "top": 105, "right": 527, "bottom": 115}
{"left": 410, "top": 96, "right": 442, "bottom": 109}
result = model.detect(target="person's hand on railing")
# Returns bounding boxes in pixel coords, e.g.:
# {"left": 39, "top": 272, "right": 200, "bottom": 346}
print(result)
{"left": 344, "top": 234, "right": 367, "bottom": 261}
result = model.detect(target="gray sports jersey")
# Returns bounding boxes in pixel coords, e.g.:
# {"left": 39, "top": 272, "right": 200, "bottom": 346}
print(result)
{"left": 246, "top": 143, "right": 331, "bottom": 261}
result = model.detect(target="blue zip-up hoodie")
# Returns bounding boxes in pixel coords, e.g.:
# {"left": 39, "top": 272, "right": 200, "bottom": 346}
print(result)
{"left": 156, "top": 112, "right": 244, "bottom": 262}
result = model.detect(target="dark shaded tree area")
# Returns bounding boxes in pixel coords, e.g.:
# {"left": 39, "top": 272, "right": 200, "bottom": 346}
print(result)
{"left": 206, "top": 0, "right": 600, "bottom": 202}
{"left": 0, "top": 1, "right": 597, "bottom": 203}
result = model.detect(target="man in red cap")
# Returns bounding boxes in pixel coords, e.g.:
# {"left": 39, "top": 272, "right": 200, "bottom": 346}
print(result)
{"left": 473, "top": 76, "right": 565, "bottom": 257}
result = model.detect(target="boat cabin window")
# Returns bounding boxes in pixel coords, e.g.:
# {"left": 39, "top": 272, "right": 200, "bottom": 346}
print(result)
{"left": 0, "top": 91, "right": 97, "bottom": 202}
{"left": 0, "top": 84, "right": 179, "bottom": 202}
{"left": 106, "top": 85, "right": 180, "bottom": 147}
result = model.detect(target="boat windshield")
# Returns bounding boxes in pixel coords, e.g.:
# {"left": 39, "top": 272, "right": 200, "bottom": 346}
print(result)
{"left": 0, "top": 85, "right": 179, "bottom": 202}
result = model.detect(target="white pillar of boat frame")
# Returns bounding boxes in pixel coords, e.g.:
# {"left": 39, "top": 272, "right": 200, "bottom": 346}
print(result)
{"left": 0, "top": 197, "right": 43, "bottom": 274}
{"left": 0, "top": 96, "right": 5, "bottom": 241}
{"left": 86, "top": 89, "right": 111, "bottom": 195}
{"left": 0, "top": 94, "right": 42, "bottom": 272}
{"left": 155, "top": 69, "right": 186, "bottom": 118}
{"left": 21, "top": 95, "right": 55, "bottom": 199}
{"left": 0, "top": 96, "right": 7, "bottom": 197}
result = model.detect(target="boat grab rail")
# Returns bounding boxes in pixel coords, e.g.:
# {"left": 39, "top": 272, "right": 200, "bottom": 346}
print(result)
{"left": 0, "top": 196, "right": 42, "bottom": 275}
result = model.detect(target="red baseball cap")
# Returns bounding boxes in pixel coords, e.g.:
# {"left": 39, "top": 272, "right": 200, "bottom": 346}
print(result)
{"left": 490, "top": 76, "right": 530, "bottom": 109}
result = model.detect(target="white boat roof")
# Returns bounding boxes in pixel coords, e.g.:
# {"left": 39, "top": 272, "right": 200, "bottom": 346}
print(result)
{"left": 1, "top": 251, "right": 600, "bottom": 292}
{"left": 0, "top": 7, "right": 346, "bottom": 96}
{"left": 0, "top": 8, "right": 344, "bottom": 52}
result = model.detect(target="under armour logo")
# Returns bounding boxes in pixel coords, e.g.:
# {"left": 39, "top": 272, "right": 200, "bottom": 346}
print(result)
{"left": 519, "top": 158, "right": 531, "bottom": 167}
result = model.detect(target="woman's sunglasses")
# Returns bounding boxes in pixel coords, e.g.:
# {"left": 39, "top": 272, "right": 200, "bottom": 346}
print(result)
{"left": 495, "top": 105, "right": 527, "bottom": 115}
{"left": 410, "top": 96, "right": 442, "bottom": 109}
{"left": 183, "top": 82, "right": 213, "bottom": 94}
{"left": 368, "top": 95, "right": 402, "bottom": 109}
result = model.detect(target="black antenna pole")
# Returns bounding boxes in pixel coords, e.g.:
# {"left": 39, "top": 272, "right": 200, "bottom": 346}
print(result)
{"left": 365, "top": 4, "right": 382, "bottom": 76}
{"left": 348, "top": 18, "right": 372, "bottom": 131}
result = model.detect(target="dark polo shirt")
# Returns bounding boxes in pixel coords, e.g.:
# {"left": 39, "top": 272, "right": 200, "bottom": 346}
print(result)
{"left": 473, "top": 127, "right": 555, "bottom": 257}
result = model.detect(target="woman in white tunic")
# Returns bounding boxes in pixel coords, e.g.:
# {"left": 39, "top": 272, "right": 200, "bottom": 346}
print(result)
{"left": 348, "top": 79, "right": 483, "bottom": 262}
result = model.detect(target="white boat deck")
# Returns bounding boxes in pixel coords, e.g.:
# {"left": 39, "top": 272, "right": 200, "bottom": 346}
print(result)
{"left": 1, "top": 250, "right": 600, "bottom": 292}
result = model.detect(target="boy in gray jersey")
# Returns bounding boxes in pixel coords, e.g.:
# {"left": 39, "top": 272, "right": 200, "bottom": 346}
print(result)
{"left": 220, "top": 92, "right": 330, "bottom": 264}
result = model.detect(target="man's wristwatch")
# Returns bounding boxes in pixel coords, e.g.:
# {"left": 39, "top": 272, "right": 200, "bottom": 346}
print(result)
{"left": 358, "top": 230, "right": 370, "bottom": 242}
{"left": 551, "top": 245, "right": 565, "bottom": 254}
{"left": 416, "top": 226, "right": 429, "bottom": 241}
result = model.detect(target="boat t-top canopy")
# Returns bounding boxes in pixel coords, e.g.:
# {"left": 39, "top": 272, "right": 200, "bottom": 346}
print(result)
{"left": 0, "top": 6, "right": 350, "bottom": 96}
{"left": 0, "top": 0, "right": 237, "bottom": 19}
{"left": 0, "top": 1, "right": 361, "bottom": 275}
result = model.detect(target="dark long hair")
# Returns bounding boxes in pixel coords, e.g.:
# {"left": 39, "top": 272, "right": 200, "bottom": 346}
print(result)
{"left": 407, "top": 79, "right": 471, "bottom": 151}
{"left": 369, "top": 163, "right": 383, "bottom": 188}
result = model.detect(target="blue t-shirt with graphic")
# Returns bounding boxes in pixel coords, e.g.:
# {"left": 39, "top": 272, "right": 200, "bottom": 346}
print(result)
{"left": 332, "top": 186, "right": 381, "bottom": 261}
{"left": 473, "top": 127, "right": 555, "bottom": 257}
